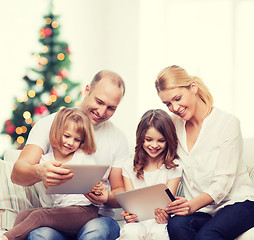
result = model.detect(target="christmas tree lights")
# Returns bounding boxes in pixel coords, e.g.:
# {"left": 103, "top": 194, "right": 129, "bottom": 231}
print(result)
{"left": 1, "top": 4, "right": 81, "bottom": 153}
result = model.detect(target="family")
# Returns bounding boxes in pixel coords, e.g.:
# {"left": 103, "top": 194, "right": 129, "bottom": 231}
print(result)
{"left": 1, "top": 65, "right": 254, "bottom": 240}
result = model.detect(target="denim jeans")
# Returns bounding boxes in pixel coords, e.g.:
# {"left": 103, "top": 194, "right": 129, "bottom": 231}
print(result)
{"left": 27, "top": 216, "right": 120, "bottom": 240}
{"left": 77, "top": 216, "right": 120, "bottom": 240}
{"left": 27, "top": 227, "right": 68, "bottom": 240}
{"left": 167, "top": 200, "right": 254, "bottom": 240}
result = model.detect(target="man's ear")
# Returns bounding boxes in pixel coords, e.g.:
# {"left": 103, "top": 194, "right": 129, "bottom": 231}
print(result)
{"left": 84, "top": 84, "right": 90, "bottom": 96}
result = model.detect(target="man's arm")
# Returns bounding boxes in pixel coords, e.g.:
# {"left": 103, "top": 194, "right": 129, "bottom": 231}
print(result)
{"left": 105, "top": 167, "right": 124, "bottom": 208}
{"left": 11, "top": 144, "right": 73, "bottom": 187}
{"left": 11, "top": 144, "right": 44, "bottom": 186}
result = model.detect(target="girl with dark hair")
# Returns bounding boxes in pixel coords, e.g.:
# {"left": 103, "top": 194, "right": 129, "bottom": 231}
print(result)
{"left": 119, "top": 109, "right": 182, "bottom": 240}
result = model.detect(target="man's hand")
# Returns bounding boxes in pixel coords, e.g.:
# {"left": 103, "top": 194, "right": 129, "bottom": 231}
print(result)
{"left": 38, "top": 160, "right": 73, "bottom": 188}
{"left": 85, "top": 183, "right": 109, "bottom": 205}
{"left": 11, "top": 144, "right": 74, "bottom": 187}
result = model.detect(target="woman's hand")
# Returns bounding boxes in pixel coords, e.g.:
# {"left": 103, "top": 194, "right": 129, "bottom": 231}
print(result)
{"left": 85, "top": 183, "right": 109, "bottom": 205}
{"left": 121, "top": 211, "right": 138, "bottom": 223}
{"left": 165, "top": 196, "right": 190, "bottom": 216}
{"left": 154, "top": 208, "right": 169, "bottom": 224}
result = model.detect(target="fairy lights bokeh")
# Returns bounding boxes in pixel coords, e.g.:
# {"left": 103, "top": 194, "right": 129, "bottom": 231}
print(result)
{"left": 1, "top": 11, "right": 81, "bottom": 155}
{"left": 57, "top": 53, "right": 65, "bottom": 61}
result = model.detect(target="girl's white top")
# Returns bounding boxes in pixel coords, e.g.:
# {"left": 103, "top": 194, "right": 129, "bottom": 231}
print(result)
{"left": 36, "top": 150, "right": 96, "bottom": 208}
{"left": 122, "top": 159, "right": 182, "bottom": 189}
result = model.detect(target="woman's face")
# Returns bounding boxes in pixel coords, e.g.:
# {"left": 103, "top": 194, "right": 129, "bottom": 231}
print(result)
{"left": 158, "top": 85, "right": 198, "bottom": 121}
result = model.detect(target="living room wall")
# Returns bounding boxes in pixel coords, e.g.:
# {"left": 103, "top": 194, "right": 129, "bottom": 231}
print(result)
{"left": 0, "top": 0, "right": 253, "bottom": 155}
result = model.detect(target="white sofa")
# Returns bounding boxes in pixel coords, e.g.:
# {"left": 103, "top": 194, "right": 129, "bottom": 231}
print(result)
{"left": 1, "top": 139, "right": 254, "bottom": 239}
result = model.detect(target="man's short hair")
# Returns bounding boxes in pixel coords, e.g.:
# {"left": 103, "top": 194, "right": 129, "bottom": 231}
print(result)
{"left": 90, "top": 70, "right": 125, "bottom": 96}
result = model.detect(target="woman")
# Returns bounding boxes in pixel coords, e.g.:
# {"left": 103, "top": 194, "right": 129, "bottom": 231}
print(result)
{"left": 155, "top": 65, "right": 254, "bottom": 240}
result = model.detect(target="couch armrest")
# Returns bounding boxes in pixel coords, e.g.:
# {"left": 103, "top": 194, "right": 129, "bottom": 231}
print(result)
{"left": 4, "top": 149, "right": 21, "bottom": 163}
{"left": 0, "top": 150, "right": 41, "bottom": 231}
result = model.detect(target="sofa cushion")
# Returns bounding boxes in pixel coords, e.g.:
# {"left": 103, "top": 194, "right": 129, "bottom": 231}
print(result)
{"left": 0, "top": 160, "right": 41, "bottom": 230}
{"left": 236, "top": 227, "right": 254, "bottom": 240}
{"left": 246, "top": 166, "right": 254, "bottom": 183}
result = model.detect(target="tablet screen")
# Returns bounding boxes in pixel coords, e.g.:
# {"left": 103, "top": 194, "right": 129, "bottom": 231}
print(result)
{"left": 46, "top": 164, "right": 109, "bottom": 194}
{"left": 115, "top": 183, "right": 174, "bottom": 221}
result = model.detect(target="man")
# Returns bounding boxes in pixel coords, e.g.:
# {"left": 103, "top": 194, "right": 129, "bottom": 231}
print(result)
{"left": 11, "top": 70, "right": 129, "bottom": 240}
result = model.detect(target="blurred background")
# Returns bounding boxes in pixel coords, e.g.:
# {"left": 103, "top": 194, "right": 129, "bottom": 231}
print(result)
{"left": 1, "top": 0, "right": 254, "bottom": 156}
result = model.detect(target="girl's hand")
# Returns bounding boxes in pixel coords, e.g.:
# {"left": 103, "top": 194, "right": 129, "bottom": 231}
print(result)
{"left": 121, "top": 211, "right": 138, "bottom": 223}
{"left": 154, "top": 208, "right": 169, "bottom": 224}
{"left": 92, "top": 182, "right": 104, "bottom": 195}
{"left": 165, "top": 196, "right": 190, "bottom": 216}
{"left": 85, "top": 183, "right": 109, "bottom": 205}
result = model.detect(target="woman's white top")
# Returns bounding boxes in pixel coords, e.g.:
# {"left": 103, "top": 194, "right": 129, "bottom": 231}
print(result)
{"left": 36, "top": 150, "right": 96, "bottom": 208}
{"left": 172, "top": 107, "right": 254, "bottom": 215}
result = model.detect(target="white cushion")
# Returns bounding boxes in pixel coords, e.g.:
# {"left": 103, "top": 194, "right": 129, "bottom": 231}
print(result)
{"left": 243, "top": 138, "right": 254, "bottom": 168}
{"left": 0, "top": 150, "right": 40, "bottom": 231}
{"left": 236, "top": 227, "right": 254, "bottom": 240}
{"left": 3, "top": 149, "right": 22, "bottom": 164}
{"left": 0, "top": 230, "right": 6, "bottom": 235}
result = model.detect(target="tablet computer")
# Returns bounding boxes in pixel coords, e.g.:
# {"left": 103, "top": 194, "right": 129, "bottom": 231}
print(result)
{"left": 115, "top": 183, "right": 175, "bottom": 221}
{"left": 46, "top": 164, "right": 109, "bottom": 194}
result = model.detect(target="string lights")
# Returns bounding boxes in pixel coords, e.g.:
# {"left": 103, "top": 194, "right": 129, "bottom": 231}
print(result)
{"left": 1, "top": 7, "right": 81, "bottom": 154}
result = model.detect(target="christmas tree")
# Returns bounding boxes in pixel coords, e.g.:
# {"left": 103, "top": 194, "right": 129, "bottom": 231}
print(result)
{"left": 1, "top": 4, "right": 81, "bottom": 153}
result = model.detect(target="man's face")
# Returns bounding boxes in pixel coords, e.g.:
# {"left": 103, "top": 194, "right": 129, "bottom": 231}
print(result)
{"left": 81, "top": 78, "right": 123, "bottom": 126}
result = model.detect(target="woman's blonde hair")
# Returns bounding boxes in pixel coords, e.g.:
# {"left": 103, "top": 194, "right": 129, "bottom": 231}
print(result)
{"left": 155, "top": 65, "right": 213, "bottom": 117}
{"left": 49, "top": 107, "right": 96, "bottom": 155}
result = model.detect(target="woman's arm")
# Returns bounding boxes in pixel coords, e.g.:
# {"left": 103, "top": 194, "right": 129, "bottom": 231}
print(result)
{"left": 165, "top": 175, "right": 213, "bottom": 215}
{"left": 155, "top": 177, "right": 182, "bottom": 223}
{"left": 188, "top": 192, "right": 214, "bottom": 214}
{"left": 166, "top": 192, "right": 213, "bottom": 216}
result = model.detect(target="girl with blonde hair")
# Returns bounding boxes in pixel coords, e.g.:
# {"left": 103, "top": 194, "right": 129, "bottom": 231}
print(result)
{"left": 1, "top": 107, "right": 107, "bottom": 240}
